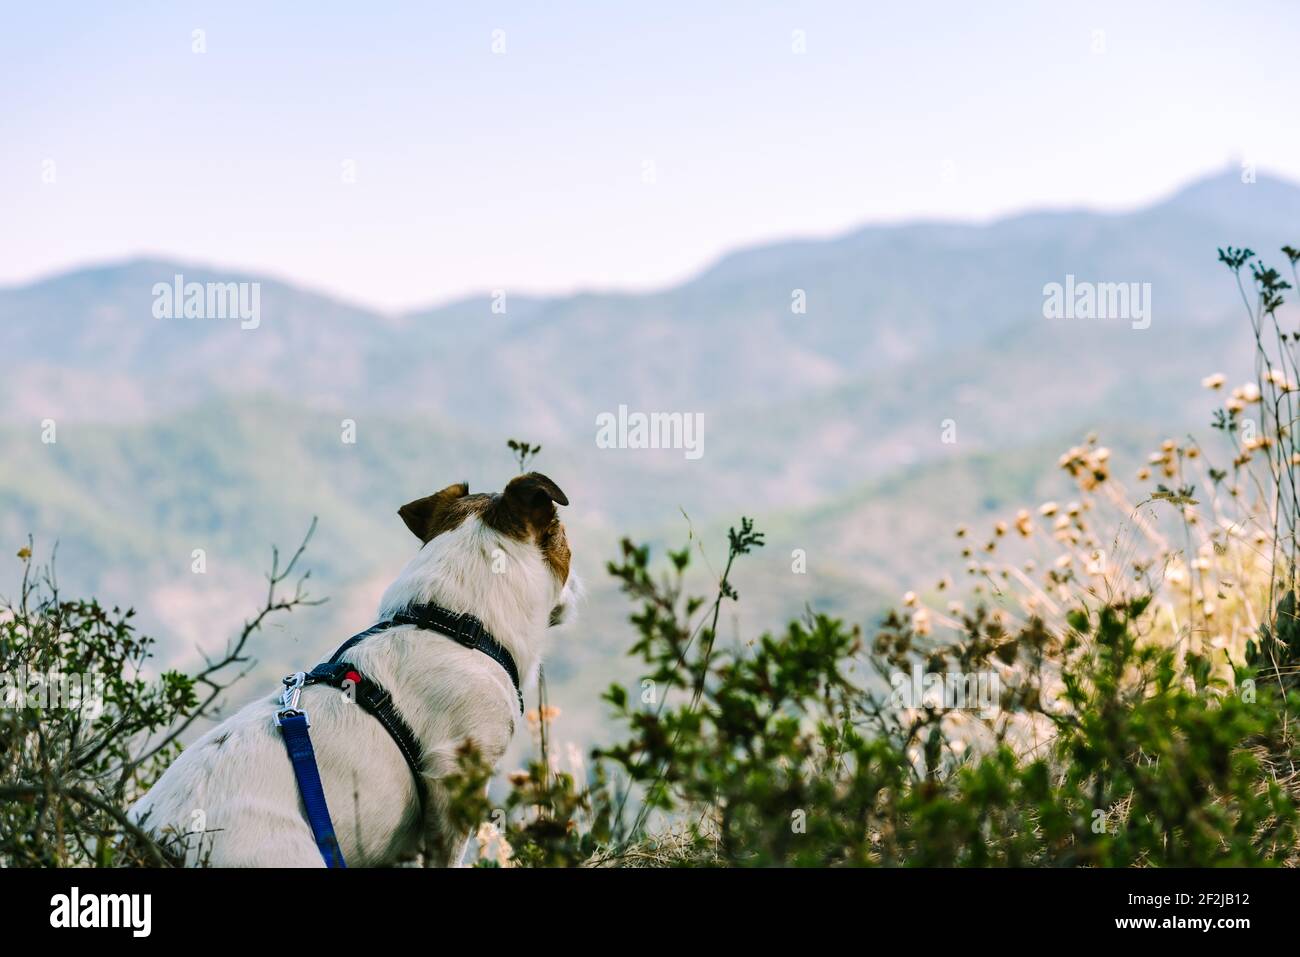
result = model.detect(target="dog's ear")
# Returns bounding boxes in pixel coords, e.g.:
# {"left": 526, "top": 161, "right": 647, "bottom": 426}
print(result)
{"left": 498, "top": 472, "right": 568, "bottom": 533}
{"left": 398, "top": 482, "right": 469, "bottom": 543}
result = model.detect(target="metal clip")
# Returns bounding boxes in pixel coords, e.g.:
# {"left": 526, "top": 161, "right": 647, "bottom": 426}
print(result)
{"left": 276, "top": 670, "right": 308, "bottom": 726}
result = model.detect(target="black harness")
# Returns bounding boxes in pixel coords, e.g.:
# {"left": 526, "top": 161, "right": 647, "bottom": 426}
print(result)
{"left": 276, "top": 601, "right": 524, "bottom": 867}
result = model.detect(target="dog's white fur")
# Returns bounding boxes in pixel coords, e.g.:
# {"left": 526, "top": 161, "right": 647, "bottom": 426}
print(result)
{"left": 129, "top": 511, "right": 573, "bottom": 867}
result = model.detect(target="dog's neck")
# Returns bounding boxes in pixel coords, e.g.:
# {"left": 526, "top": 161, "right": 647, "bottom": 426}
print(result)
{"left": 376, "top": 515, "right": 555, "bottom": 686}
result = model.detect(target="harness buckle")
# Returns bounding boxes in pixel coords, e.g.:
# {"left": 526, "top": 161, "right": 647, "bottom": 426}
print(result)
{"left": 276, "top": 670, "right": 308, "bottom": 726}
{"left": 454, "top": 612, "right": 485, "bottom": 647}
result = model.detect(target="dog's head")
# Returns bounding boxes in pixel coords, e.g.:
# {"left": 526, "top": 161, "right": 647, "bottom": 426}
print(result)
{"left": 396, "top": 472, "right": 576, "bottom": 625}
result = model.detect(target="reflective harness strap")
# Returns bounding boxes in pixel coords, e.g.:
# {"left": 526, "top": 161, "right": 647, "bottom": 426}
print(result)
{"left": 305, "top": 661, "right": 429, "bottom": 808}
{"left": 274, "top": 603, "right": 524, "bottom": 868}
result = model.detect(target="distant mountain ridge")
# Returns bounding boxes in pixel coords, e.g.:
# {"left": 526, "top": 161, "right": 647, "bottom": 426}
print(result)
{"left": 4, "top": 169, "right": 1296, "bottom": 436}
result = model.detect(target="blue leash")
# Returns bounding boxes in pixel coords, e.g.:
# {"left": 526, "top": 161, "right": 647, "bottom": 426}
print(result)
{"left": 276, "top": 671, "right": 347, "bottom": 868}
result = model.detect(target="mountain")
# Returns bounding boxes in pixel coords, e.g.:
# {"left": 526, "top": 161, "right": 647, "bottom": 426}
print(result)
{"left": 5, "top": 169, "right": 1294, "bottom": 434}
{"left": 1, "top": 166, "right": 1296, "bottom": 749}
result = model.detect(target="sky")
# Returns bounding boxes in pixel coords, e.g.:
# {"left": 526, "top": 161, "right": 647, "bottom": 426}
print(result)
{"left": 2, "top": 1, "right": 1298, "bottom": 311}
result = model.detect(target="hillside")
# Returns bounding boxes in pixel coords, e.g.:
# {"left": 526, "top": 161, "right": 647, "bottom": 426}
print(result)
{"left": 1, "top": 166, "right": 1295, "bottom": 750}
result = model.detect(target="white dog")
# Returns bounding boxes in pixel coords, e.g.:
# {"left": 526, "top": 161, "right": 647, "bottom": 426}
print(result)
{"left": 130, "top": 473, "right": 574, "bottom": 867}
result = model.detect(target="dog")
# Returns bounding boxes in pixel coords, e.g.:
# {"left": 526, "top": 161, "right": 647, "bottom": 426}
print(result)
{"left": 129, "top": 472, "right": 574, "bottom": 867}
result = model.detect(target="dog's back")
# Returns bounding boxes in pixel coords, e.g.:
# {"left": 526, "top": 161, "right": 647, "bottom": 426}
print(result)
{"left": 131, "top": 473, "right": 574, "bottom": 867}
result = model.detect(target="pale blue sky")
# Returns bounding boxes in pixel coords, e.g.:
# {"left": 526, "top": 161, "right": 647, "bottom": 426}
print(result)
{"left": 3, "top": 1, "right": 1297, "bottom": 310}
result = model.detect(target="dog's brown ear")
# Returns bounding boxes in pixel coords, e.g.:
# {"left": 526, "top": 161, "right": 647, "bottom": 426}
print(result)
{"left": 398, "top": 482, "right": 469, "bottom": 543}
{"left": 494, "top": 472, "right": 568, "bottom": 534}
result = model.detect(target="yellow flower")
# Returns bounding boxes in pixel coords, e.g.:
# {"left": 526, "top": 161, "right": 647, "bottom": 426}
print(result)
{"left": 17, "top": 547, "right": 31, "bottom": 561}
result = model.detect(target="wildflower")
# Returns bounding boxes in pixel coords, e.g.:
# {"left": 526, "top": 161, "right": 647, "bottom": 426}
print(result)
{"left": 524, "top": 706, "right": 562, "bottom": 728}
{"left": 1038, "top": 501, "right": 1058, "bottom": 517}
{"left": 1201, "top": 373, "right": 1225, "bottom": 389}
{"left": 476, "top": 822, "right": 515, "bottom": 866}
{"left": 902, "top": 590, "right": 918, "bottom": 607}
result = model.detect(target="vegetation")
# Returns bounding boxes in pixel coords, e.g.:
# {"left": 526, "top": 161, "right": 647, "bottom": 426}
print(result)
{"left": 0, "top": 526, "right": 321, "bottom": 866}
{"left": 3, "top": 245, "right": 1300, "bottom": 866}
